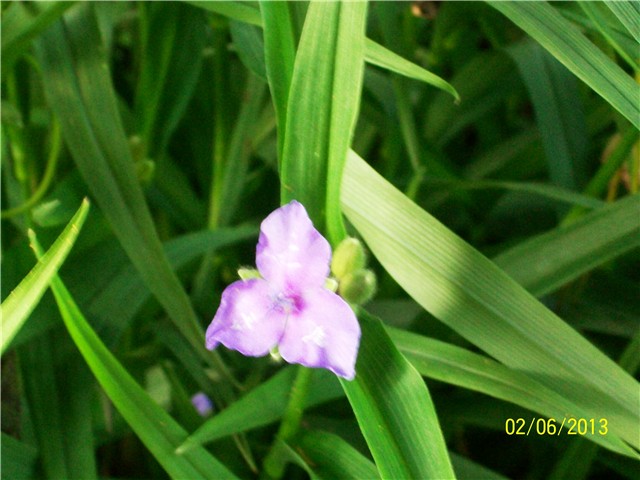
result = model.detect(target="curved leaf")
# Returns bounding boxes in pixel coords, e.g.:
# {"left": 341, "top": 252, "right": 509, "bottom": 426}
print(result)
{"left": 1, "top": 198, "right": 89, "bottom": 355}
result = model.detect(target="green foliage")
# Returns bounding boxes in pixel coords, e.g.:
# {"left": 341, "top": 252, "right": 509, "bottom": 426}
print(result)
{"left": 2, "top": 1, "right": 638, "bottom": 479}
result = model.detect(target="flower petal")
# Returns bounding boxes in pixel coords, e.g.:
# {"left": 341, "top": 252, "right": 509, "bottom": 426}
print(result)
{"left": 206, "top": 279, "right": 286, "bottom": 357}
{"left": 278, "top": 288, "right": 361, "bottom": 380}
{"left": 256, "top": 201, "right": 331, "bottom": 290}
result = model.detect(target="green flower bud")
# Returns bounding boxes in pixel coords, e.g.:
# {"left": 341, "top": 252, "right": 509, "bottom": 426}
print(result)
{"left": 331, "top": 237, "right": 366, "bottom": 280}
{"left": 339, "top": 269, "right": 377, "bottom": 306}
{"left": 238, "top": 268, "right": 262, "bottom": 280}
{"left": 325, "top": 277, "right": 339, "bottom": 292}
{"left": 134, "top": 158, "right": 156, "bottom": 184}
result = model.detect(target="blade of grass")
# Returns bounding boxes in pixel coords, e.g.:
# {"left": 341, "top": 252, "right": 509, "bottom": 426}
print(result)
{"left": 279, "top": 1, "right": 367, "bottom": 243}
{"left": 579, "top": 2, "right": 640, "bottom": 72}
{"left": 34, "top": 3, "right": 223, "bottom": 377}
{"left": 340, "top": 312, "right": 455, "bottom": 479}
{"left": 1, "top": 0, "right": 74, "bottom": 71}
{"left": 364, "top": 38, "right": 459, "bottom": 101}
{"left": 508, "top": 39, "right": 588, "bottom": 190}
{"left": 295, "top": 430, "right": 380, "bottom": 480}
{"left": 493, "top": 193, "right": 640, "bottom": 297}
{"left": 0, "top": 433, "right": 39, "bottom": 480}
{"left": 135, "top": 1, "right": 207, "bottom": 157}
{"left": 260, "top": 1, "right": 296, "bottom": 160}
{"left": 488, "top": 1, "right": 640, "bottom": 129}
{"left": 341, "top": 149, "right": 640, "bottom": 450}
{"left": 29, "top": 234, "right": 239, "bottom": 480}
{"left": 1, "top": 198, "right": 89, "bottom": 355}
{"left": 389, "top": 327, "right": 637, "bottom": 458}
{"left": 605, "top": 0, "right": 640, "bottom": 44}
{"left": 19, "top": 333, "right": 98, "bottom": 479}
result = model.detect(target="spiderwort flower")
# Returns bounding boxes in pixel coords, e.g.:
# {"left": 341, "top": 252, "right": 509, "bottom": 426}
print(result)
{"left": 206, "top": 201, "right": 361, "bottom": 380}
{"left": 191, "top": 392, "right": 214, "bottom": 417}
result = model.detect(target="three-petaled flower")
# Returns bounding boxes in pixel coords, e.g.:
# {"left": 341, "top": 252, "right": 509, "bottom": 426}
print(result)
{"left": 206, "top": 201, "right": 361, "bottom": 380}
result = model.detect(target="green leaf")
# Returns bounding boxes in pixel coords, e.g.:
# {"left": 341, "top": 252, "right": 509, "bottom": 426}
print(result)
{"left": 605, "top": 0, "right": 640, "bottom": 43}
{"left": 0, "top": 433, "right": 38, "bottom": 480}
{"left": 488, "top": 1, "right": 640, "bottom": 129}
{"left": 260, "top": 0, "right": 296, "bottom": 158}
{"left": 1, "top": 198, "right": 89, "bottom": 355}
{"left": 187, "top": 0, "right": 262, "bottom": 26}
{"left": 579, "top": 2, "right": 640, "bottom": 72}
{"left": 1, "top": 1, "right": 74, "bottom": 71}
{"left": 341, "top": 312, "right": 455, "bottom": 479}
{"left": 29, "top": 235, "right": 238, "bottom": 480}
{"left": 135, "top": 2, "right": 207, "bottom": 156}
{"left": 295, "top": 430, "right": 380, "bottom": 480}
{"left": 19, "top": 333, "right": 98, "bottom": 479}
{"left": 178, "top": 367, "right": 343, "bottom": 452}
{"left": 508, "top": 39, "right": 588, "bottom": 190}
{"left": 450, "top": 452, "right": 509, "bottom": 480}
{"left": 494, "top": 194, "right": 640, "bottom": 297}
{"left": 341, "top": 150, "right": 640, "bottom": 450}
{"left": 230, "top": 20, "right": 267, "bottom": 80}
{"left": 34, "top": 2, "right": 210, "bottom": 367}
{"left": 280, "top": 1, "right": 367, "bottom": 244}
{"left": 390, "top": 328, "right": 637, "bottom": 458}
{"left": 210, "top": 74, "right": 268, "bottom": 227}
{"left": 423, "top": 178, "right": 605, "bottom": 210}
{"left": 88, "top": 225, "right": 256, "bottom": 345}
{"left": 364, "top": 39, "right": 459, "bottom": 101}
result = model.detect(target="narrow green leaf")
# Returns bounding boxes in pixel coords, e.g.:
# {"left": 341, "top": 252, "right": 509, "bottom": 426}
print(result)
{"left": 0, "top": 433, "right": 38, "bottom": 480}
{"left": 135, "top": 2, "right": 207, "bottom": 156}
{"left": 260, "top": 0, "right": 296, "bottom": 159}
{"left": 508, "top": 39, "right": 588, "bottom": 190}
{"left": 605, "top": 0, "right": 640, "bottom": 43}
{"left": 1, "top": 198, "right": 89, "bottom": 355}
{"left": 187, "top": 0, "right": 262, "bottom": 26}
{"left": 579, "top": 2, "right": 640, "bottom": 72}
{"left": 424, "top": 178, "right": 605, "bottom": 210}
{"left": 230, "top": 20, "right": 267, "bottom": 79}
{"left": 281, "top": 1, "right": 367, "bottom": 244}
{"left": 89, "top": 226, "right": 257, "bottom": 345}
{"left": 341, "top": 312, "right": 455, "bottom": 479}
{"left": 341, "top": 150, "right": 639, "bottom": 449}
{"left": 488, "top": 1, "right": 640, "bottom": 129}
{"left": 450, "top": 452, "right": 509, "bottom": 480}
{"left": 1, "top": 1, "right": 74, "bottom": 71}
{"left": 29, "top": 236, "right": 238, "bottom": 480}
{"left": 364, "top": 39, "right": 459, "bottom": 101}
{"left": 34, "top": 3, "right": 209, "bottom": 366}
{"left": 391, "top": 328, "right": 637, "bottom": 458}
{"left": 295, "top": 430, "right": 380, "bottom": 480}
{"left": 19, "top": 333, "right": 98, "bottom": 479}
{"left": 210, "top": 75, "right": 267, "bottom": 227}
{"left": 494, "top": 194, "right": 640, "bottom": 297}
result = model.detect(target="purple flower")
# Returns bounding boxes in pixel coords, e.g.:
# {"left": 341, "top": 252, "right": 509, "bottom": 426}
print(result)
{"left": 191, "top": 392, "right": 214, "bottom": 417}
{"left": 206, "top": 201, "right": 361, "bottom": 380}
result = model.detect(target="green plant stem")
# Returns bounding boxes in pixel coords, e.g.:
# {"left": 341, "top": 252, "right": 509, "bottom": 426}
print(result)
{"left": 262, "top": 366, "right": 313, "bottom": 479}
{"left": 2, "top": 118, "right": 62, "bottom": 220}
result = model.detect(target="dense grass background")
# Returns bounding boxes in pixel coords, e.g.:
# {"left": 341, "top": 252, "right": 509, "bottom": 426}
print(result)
{"left": 2, "top": 1, "right": 639, "bottom": 479}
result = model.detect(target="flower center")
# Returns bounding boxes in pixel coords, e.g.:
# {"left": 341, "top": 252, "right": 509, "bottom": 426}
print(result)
{"left": 273, "top": 291, "right": 303, "bottom": 315}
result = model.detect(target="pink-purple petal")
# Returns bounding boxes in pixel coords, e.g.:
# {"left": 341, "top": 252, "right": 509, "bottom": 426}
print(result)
{"left": 206, "top": 279, "right": 286, "bottom": 357}
{"left": 278, "top": 287, "right": 361, "bottom": 380}
{"left": 256, "top": 201, "right": 331, "bottom": 290}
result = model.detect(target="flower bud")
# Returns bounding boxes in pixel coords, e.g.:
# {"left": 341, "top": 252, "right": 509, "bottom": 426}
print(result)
{"left": 238, "top": 268, "right": 261, "bottom": 280}
{"left": 339, "top": 269, "right": 377, "bottom": 306}
{"left": 331, "top": 238, "right": 366, "bottom": 280}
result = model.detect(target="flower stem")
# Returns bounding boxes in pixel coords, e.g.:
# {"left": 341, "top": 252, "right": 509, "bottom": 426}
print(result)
{"left": 262, "top": 366, "right": 313, "bottom": 479}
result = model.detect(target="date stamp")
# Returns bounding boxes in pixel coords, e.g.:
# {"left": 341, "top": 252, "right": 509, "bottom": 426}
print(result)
{"left": 505, "top": 417, "right": 608, "bottom": 436}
